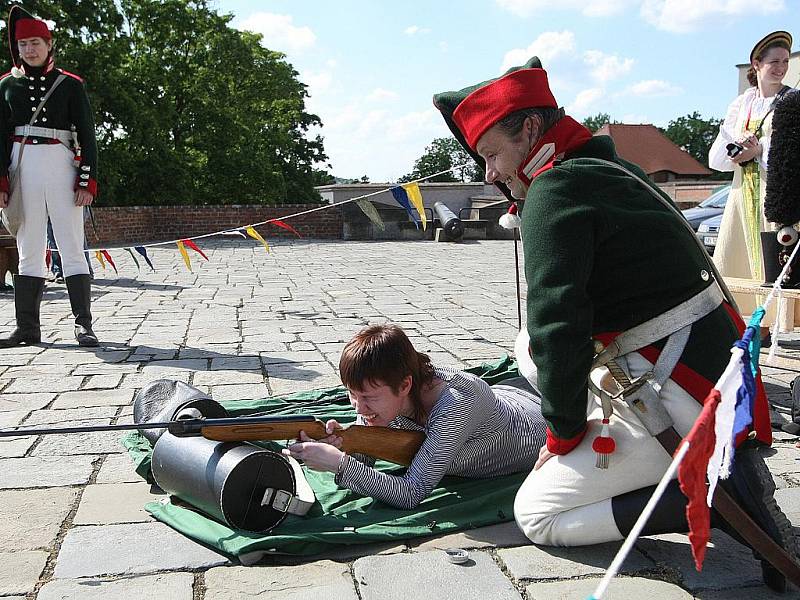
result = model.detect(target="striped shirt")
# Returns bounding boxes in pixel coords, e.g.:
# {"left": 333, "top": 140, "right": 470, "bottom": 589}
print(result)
{"left": 335, "top": 367, "right": 547, "bottom": 509}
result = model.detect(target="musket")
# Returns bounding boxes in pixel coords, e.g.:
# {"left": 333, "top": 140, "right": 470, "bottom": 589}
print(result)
{"left": 0, "top": 414, "right": 426, "bottom": 466}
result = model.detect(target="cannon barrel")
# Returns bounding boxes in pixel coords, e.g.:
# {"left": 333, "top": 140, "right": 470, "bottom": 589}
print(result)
{"left": 433, "top": 202, "right": 464, "bottom": 241}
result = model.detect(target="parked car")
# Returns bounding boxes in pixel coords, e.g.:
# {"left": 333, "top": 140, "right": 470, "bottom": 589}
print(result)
{"left": 697, "top": 213, "right": 723, "bottom": 255}
{"left": 681, "top": 185, "right": 730, "bottom": 231}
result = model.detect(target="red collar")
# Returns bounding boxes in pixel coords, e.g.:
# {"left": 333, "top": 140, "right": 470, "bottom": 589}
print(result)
{"left": 516, "top": 117, "right": 592, "bottom": 186}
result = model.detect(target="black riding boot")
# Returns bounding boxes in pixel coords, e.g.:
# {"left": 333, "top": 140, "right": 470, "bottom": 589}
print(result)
{"left": 716, "top": 443, "right": 799, "bottom": 592}
{"left": 611, "top": 479, "right": 689, "bottom": 537}
{"left": 65, "top": 274, "right": 98, "bottom": 347}
{"left": 0, "top": 275, "right": 45, "bottom": 348}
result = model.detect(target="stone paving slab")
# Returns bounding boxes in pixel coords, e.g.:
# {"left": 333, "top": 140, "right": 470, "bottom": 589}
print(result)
{"left": 412, "top": 521, "right": 529, "bottom": 551}
{"left": 0, "top": 550, "right": 48, "bottom": 595}
{"left": 204, "top": 561, "right": 358, "bottom": 600}
{"left": 95, "top": 453, "right": 148, "bottom": 484}
{"left": 635, "top": 531, "right": 762, "bottom": 591}
{"left": 54, "top": 522, "right": 229, "bottom": 578}
{"left": 0, "top": 488, "right": 76, "bottom": 551}
{"left": 525, "top": 576, "right": 693, "bottom": 599}
{"left": 498, "top": 541, "right": 654, "bottom": 580}
{"left": 0, "top": 455, "right": 97, "bottom": 489}
{"left": 0, "top": 392, "right": 55, "bottom": 412}
{"left": 73, "top": 482, "right": 164, "bottom": 525}
{"left": 32, "top": 430, "right": 125, "bottom": 456}
{"left": 37, "top": 572, "right": 195, "bottom": 600}
{"left": 354, "top": 550, "right": 522, "bottom": 600}
{"left": 50, "top": 388, "right": 136, "bottom": 409}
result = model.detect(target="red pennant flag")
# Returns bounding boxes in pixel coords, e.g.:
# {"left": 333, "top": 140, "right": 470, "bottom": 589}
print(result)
{"left": 269, "top": 219, "right": 301, "bottom": 238}
{"left": 181, "top": 238, "right": 208, "bottom": 261}
{"left": 678, "top": 389, "right": 721, "bottom": 571}
{"left": 100, "top": 250, "right": 118, "bottom": 274}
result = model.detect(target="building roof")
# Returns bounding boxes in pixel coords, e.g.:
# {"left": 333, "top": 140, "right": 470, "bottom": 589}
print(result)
{"left": 594, "top": 123, "right": 712, "bottom": 177}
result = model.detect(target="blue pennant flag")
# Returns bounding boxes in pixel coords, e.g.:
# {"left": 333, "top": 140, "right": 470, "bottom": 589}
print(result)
{"left": 134, "top": 246, "right": 155, "bottom": 271}
{"left": 390, "top": 186, "right": 421, "bottom": 229}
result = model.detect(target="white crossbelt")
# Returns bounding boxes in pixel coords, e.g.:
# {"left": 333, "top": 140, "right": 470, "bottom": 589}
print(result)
{"left": 14, "top": 125, "right": 72, "bottom": 145}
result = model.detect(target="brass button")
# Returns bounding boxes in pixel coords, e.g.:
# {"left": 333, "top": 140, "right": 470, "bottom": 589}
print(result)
{"left": 700, "top": 270, "right": 710, "bottom": 281}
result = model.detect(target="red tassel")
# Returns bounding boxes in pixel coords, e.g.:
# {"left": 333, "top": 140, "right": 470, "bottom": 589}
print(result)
{"left": 592, "top": 418, "right": 616, "bottom": 469}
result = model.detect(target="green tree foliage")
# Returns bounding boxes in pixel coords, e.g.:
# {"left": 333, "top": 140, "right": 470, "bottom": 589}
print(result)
{"left": 661, "top": 111, "right": 724, "bottom": 170}
{"left": 0, "top": 0, "right": 328, "bottom": 205}
{"left": 582, "top": 112, "right": 615, "bottom": 133}
{"left": 399, "top": 137, "right": 483, "bottom": 183}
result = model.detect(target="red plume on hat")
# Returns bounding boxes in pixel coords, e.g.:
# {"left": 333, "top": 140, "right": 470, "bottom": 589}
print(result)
{"left": 7, "top": 5, "right": 53, "bottom": 70}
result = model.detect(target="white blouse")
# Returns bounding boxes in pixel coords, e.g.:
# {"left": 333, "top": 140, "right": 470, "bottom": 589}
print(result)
{"left": 708, "top": 87, "right": 786, "bottom": 173}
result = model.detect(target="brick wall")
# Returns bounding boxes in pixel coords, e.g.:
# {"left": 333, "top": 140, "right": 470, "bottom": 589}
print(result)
{"left": 86, "top": 204, "right": 343, "bottom": 245}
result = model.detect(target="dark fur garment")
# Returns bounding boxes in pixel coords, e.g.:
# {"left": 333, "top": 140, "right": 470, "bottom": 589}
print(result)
{"left": 765, "top": 89, "right": 800, "bottom": 226}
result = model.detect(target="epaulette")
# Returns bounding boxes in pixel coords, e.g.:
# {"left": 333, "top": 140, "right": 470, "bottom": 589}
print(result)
{"left": 58, "top": 69, "right": 84, "bottom": 83}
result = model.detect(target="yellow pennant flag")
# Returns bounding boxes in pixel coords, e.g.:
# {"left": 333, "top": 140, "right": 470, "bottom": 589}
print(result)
{"left": 356, "top": 198, "right": 385, "bottom": 231}
{"left": 245, "top": 226, "right": 270, "bottom": 253}
{"left": 176, "top": 241, "right": 192, "bottom": 272}
{"left": 94, "top": 250, "right": 106, "bottom": 269}
{"left": 401, "top": 182, "right": 426, "bottom": 231}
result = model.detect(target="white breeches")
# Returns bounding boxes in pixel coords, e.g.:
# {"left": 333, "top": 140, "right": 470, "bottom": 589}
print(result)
{"left": 513, "top": 352, "right": 702, "bottom": 546}
{"left": 12, "top": 143, "right": 88, "bottom": 278}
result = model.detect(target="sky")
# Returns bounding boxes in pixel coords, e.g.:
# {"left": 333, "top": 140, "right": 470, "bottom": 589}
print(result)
{"left": 214, "top": 0, "right": 797, "bottom": 182}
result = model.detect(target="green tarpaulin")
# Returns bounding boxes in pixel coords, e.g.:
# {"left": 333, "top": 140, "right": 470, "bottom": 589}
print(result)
{"left": 123, "top": 355, "right": 529, "bottom": 559}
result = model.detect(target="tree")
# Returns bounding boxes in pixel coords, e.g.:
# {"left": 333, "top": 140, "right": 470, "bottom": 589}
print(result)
{"left": 399, "top": 137, "right": 483, "bottom": 183}
{"left": 582, "top": 112, "right": 614, "bottom": 133}
{"left": 661, "top": 112, "right": 724, "bottom": 170}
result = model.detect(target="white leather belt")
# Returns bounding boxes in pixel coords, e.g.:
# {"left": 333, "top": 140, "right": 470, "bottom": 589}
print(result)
{"left": 14, "top": 125, "right": 72, "bottom": 145}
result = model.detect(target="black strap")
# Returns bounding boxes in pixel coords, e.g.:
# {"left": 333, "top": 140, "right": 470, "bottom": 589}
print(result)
{"left": 752, "top": 85, "right": 791, "bottom": 139}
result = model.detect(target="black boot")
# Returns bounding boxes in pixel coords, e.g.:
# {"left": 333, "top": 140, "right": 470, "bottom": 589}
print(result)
{"left": 611, "top": 479, "right": 689, "bottom": 537}
{"left": 0, "top": 275, "right": 45, "bottom": 348}
{"left": 717, "top": 442, "right": 799, "bottom": 592}
{"left": 65, "top": 274, "right": 98, "bottom": 347}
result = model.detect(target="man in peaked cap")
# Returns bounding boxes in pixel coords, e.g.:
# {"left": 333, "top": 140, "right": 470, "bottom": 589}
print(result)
{"left": 435, "top": 58, "right": 797, "bottom": 589}
{"left": 0, "top": 5, "right": 100, "bottom": 347}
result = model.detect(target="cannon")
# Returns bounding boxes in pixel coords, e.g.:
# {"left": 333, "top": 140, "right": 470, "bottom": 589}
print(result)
{"left": 433, "top": 202, "right": 464, "bottom": 241}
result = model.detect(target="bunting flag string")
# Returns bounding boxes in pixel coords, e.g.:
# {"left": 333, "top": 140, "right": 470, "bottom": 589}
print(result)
{"left": 53, "top": 167, "right": 459, "bottom": 277}
{"left": 245, "top": 226, "right": 271, "bottom": 252}
{"left": 176, "top": 241, "right": 193, "bottom": 272}
{"left": 356, "top": 198, "right": 385, "bottom": 231}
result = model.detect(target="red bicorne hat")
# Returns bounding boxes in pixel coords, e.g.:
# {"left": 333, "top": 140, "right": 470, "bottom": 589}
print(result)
{"left": 452, "top": 68, "right": 557, "bottom": 151}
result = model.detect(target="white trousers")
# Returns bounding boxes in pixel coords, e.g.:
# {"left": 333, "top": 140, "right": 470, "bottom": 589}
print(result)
{"left": 12, "top": 143, "right": 89, "bottom": 278}
{"left": 513, "top": 352, "right": 702, "bottom": 546}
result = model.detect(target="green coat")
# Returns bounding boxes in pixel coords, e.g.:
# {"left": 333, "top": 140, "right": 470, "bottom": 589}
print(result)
{"left": 521, "top": 135, "right": 739, "bottom": 448}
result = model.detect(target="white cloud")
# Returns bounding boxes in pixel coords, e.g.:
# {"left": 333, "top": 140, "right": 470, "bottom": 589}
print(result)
{"left": 625, "top": 79, "right": 682, "bottom": 96}
{"left": 640, "top": 0, "right": 784, "bottom": 33}
{"left": 620, "top": 113, "right": 652, "bottom": 123}
{"left": 583, "top": 50, "right": 634, "bottom": 83}
{"left": 404, "top": 25, "right": 431, "bottom": 35}
{"left": 439, "top": 41, "right": 449, "bottom": 53}
{"left": 496, "top": 0, "right": 631, "bottom": 17}
{"left": 567, "top": 88, "right": 605, "bottom": 116}
{"left": 301, "top": 69, "right": 333, "bottom": 94}
{"left": 236, "top": 13, "right": 316, "bottom": 53}
{"left": 500, "top": 30, "right": 576, "bottom": 72}
{"left": 366, "top": 88, "right": 398, "bottom": 102}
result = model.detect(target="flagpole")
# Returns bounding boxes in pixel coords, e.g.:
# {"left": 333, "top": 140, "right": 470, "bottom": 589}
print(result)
{"left": 588, "top": 441, "right": 690, "bottom": 600}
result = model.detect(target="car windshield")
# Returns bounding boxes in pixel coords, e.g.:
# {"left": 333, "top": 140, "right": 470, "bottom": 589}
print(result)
{"left": 698, "top": 187, "right": 730, "bottom": 209}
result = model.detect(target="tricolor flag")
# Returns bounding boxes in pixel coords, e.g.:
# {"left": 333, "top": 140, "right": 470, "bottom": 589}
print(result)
{"left": 678, "top": 326, "right": 758, "bottom": 571}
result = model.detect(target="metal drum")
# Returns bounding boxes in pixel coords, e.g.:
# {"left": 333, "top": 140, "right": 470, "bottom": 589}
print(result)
{"left": 152, "top": 433, "right": 301, "bottom": 532}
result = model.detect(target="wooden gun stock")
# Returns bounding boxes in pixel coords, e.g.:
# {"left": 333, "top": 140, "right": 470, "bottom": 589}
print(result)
{"left": 200, "top": 419, "right": 425, "bottom": 466}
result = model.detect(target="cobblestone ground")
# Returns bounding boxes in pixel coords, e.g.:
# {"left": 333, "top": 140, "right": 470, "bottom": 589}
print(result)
{"left": 0, "top": 238, "right": 798, "bottom": 599}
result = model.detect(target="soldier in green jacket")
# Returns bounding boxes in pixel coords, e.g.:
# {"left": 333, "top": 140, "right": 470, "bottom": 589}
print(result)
{"left": 0, "top": 6, "right": 99, "bottom": 347}
{"left": 434, "top": 57, "right": 796, "bottom": 588}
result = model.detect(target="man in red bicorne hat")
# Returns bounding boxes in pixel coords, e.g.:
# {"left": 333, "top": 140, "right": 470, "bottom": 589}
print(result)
{"left": 434, "top": 57, "right": 797, "bottom": 590}
{"left": 0, "top": 5, "right": 99, "bottom": 347}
